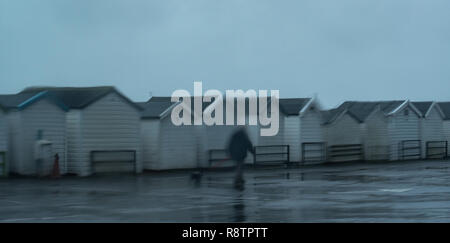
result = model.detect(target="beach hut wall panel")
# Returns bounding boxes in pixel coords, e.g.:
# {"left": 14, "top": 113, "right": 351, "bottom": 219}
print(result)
{"left": 157, "top": 117, "right": 200, "bottom": 170}
{"left": 141, "top": 119, "right": 160, "bottom": 170}
{"left": 68, "top": 92, "right": 142, "bottom": 176}
{"left": 300, "top": 108, "right": 323, "bottom": 143}
{"left": 9, "top": 100, "right": 66, "bottom": 175}
{"left": 387, "top": 106, "right": 421, "bottom": 161}
{"left": 139, "top": 97, "right": 174, "bottom": 170}
{"left": 6, "top": 112, "right": 21, "bottom": 174}
{"left": 419, "top": 106, "right": 445, "bottom": 158}
{"left": 0, "top": 109, "right": 8, "bottom": 175}
{"left": 84, "top": 92, "right": 142, "bottom": 174}
{"left": 437, "top": 102, "right": 450, "bottom": 156}
{"left": 444, "top": 121, "right": 450, "bottom": 156}
{"left": 277, "top": 98, "right": 325, "bottom": 163}
{"left": 253, "top": 114, "right": 286, "bottom": 164}
{"left": 299, "top": 108, "right": 324, "bottom": 162}
{"left": 258, "top": 114, "right": 285, "bottom": 146}
{"left": 363, "top": 110, "right": 389, "bottom": 161}
{"left": 325, "top": 113, "right": 362, "bottom": 146}
{"left": 0, "top": 109, "right": 7, "bottom": 153}
{"left": 66, "top": 110, "right": 83, "bottom": 174}
{"left": 283, "top": 116, "right": 300, "bottom": 162}
{"left": 324, "top": 113, "right": 363, "bottom": 162}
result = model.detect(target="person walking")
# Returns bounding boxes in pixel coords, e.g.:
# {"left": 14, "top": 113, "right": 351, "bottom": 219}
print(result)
{"left": 227, "top": 127, "right": 255, "bottom": 189}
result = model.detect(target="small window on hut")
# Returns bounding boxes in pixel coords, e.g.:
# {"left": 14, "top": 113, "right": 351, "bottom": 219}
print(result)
{"left": 404, "top": 109, "right": 409, "bottom": 116}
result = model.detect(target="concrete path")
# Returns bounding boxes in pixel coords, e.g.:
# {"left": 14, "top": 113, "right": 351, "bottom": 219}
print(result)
{"left": 1, "top": 160, "right": 450, "bottom": 222}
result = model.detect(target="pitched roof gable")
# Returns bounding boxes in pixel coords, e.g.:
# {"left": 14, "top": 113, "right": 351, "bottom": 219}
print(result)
{"left": 279, "top": 98, "right": 311, "bottom": 116}
{"left": 411, "top": 102, "right": 432, "bottom": 116}
{"left": 20, "top": 86, "right": 142, "bottom": 111}
{"left": 322, "top": 100, "right": 423, "bottom": 125}
{"left": 437, "top": 102, "right": 450, "bottom": 120}
{"left": 139, "top": 97, "right": 175, "bottom": 119}
{"left": 0, "top": 91, "right": 69, "bottom": 111}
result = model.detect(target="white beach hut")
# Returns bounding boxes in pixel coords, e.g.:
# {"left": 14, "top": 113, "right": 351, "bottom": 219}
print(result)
{"left": 276, "top": 98, "right": 325, "bottom": 164}
{"left": 20, "top": 87, "right": 143, "bottom": 176}
{"left": 412, "top": 102, "right": 446, "bottom": 159}
{"left": 0, "top": 92, "right": 67, "bottom": 175}
{"left": 328, "top": 100, "right": 423, "bottom": 162}
{"left": 321, "top": 108, "right": 364, "bottom": 162}
{"left": 330, "top": 101, "right": 392, "bottom": 161}
{"left": 384, "top": 101, "right": 422, "bottom": 161}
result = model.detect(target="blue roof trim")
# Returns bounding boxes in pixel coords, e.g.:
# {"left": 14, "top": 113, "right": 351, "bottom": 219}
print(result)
{"left": 17, "top": 91, "right": 69, "bottom": 111}
{"left": 18, "top": 91, "right": 48, "bottom": 110}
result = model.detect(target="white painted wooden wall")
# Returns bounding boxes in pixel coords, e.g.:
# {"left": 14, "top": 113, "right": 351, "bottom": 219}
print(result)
{"left": 299, "top": 109, "right": 324, "bottom": 163}
{"left": 66, "top": 110, "right": 82, "bottom": 174}
{"left": 0, "top": 110, "right": 7, "bottom": 153}
{"left": 7, "top": 100, "right": 66, "bottom": 175}
{"left": 387, "top": 106, "right": 421, "bottom": 161}
{"left": 324, "top": 113, "right": 363, "bottom": 162}
{"left": 259, "top": 114, "right": 285, "bottom": 146}
{"left": 157, "top": 116, "right": 200, "bottom": 170}
{"left": 67, "top": 92, "right": 142, "bottom": 176}
{"left": 443, "top": 121, "right": 450, "bottom": 157}
{"left": 284, "top": 116, "right": 300, "bottom": 162}
{"left": 363, "top": 111, "right": 389, "bottom": 161}
{"left": 420, "top": 107, "right": 445, "bottom": 158}
{"left": 6, "top": 112, "right": 21, "bottom": 174}
{"left": 325, "top": 114, "right": 362, "bottom": 146}
{"left": 141, "top": 119, "right": 160, "bottom": 170}
{"left": 0, "top": 109, "right": 7, "bottom": 175}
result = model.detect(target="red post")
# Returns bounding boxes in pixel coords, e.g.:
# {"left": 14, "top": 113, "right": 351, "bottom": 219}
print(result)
{"left": 52, "top": 153, "right": 60, "bottom": 178}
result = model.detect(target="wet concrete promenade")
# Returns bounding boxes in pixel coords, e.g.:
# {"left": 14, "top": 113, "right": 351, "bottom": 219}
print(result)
{"left": 1, "top": 160, "right": 450, "bottom": 222}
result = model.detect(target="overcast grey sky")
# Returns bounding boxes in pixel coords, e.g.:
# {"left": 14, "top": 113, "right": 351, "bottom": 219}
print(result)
{"left": 1, "top": 0, "right": 450, "bottom": 108}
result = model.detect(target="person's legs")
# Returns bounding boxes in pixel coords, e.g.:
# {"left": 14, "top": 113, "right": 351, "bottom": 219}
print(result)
{"left": 234, "top": 159, "right": 245, "bottom": 188}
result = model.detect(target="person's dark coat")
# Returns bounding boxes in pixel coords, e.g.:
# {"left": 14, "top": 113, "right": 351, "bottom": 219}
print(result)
{"left": 227, "top": 129, "right": 254, "bottom": 161}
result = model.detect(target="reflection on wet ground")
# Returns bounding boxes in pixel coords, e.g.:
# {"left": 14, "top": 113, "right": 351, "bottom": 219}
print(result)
{"left": 1, "top": 160, "right": 450, "bottom": 222}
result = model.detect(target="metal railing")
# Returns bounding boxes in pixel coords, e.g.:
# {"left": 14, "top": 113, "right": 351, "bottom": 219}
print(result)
{"left": 302, "top": 142, "right": 326, "bottom": 164}
{"left": 328, "top": 144, "right": 364, "bottom": 162}
{"left": 90, "top": 150, "right": 137, "bottom": 173}
{"left": 253, "top": 145, "right": 290, "bottom": 165}
{"left": 426, "top": 141, "right": 448, "bottom": 159}
{"left": 399, "top": 140, "right": 421, "bottom": 160}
